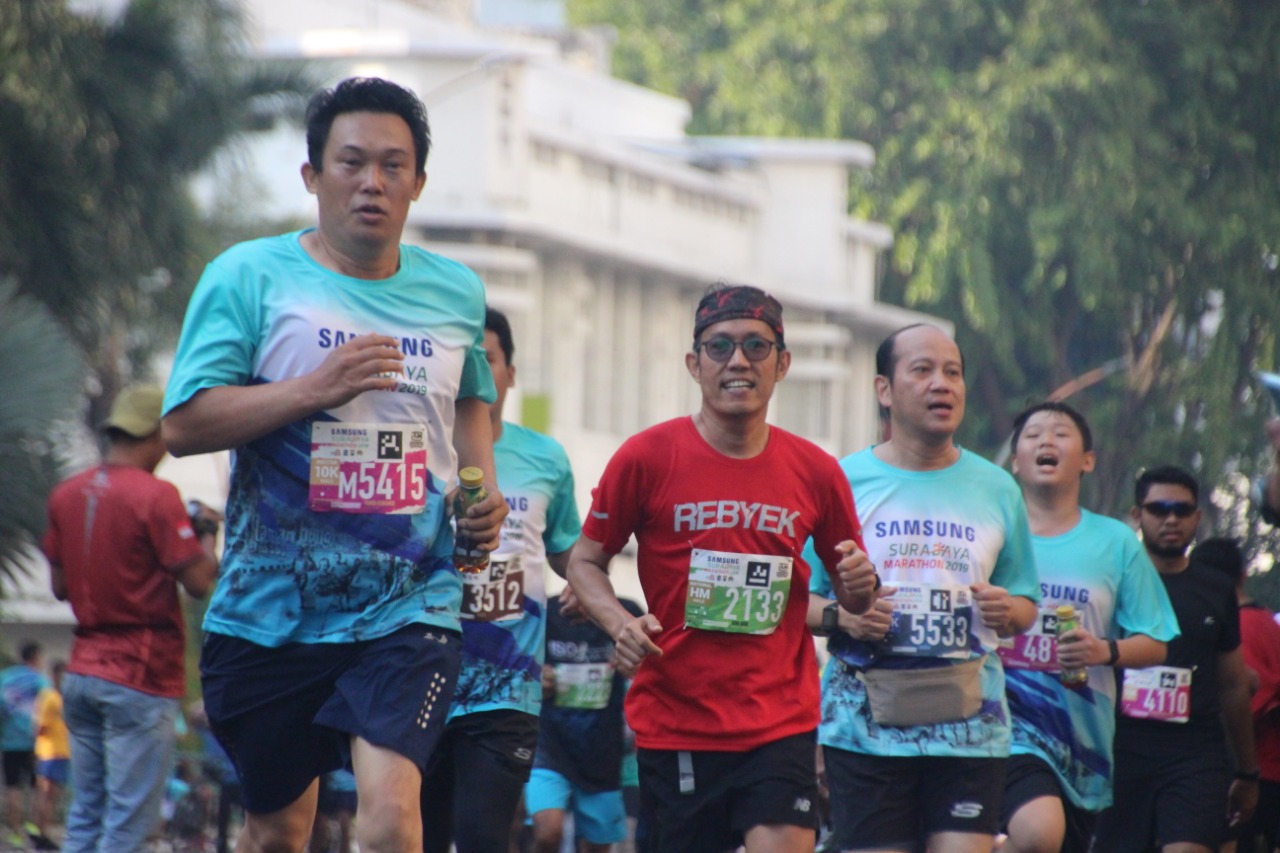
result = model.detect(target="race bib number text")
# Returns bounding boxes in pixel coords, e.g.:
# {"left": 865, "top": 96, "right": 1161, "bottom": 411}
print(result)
{"left": 554, "top": 662, "right": 613, "bottom": 710}
{"left": 887, "top": 584, "right": 972, "bottom": 658}
{"left": 998, "top": 607, "right": 1061, "bottom": 672}
{"left": 460, "top": 556, "right": 524, "bottom": 622}
{"left": 309, "top": 423, "right": 427, "bottom": 514}
{"left": 684, "top": 550, "right": 792, "bottom": 635}
{"left": 1121, "top": 666, "right": 1192, "bottom": 723}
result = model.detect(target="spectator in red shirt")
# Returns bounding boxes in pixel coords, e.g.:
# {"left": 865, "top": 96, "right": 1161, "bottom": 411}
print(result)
{"left": 42, "top": 384, "right": 219, "bottom": 853}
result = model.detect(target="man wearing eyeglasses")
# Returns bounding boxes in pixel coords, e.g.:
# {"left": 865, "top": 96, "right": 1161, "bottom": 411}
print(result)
{"left": 566, "top": 283, "right": 879, "bottom": 853}
{"left": 1091, "top": 465, "right": 1258, "bottom": 853}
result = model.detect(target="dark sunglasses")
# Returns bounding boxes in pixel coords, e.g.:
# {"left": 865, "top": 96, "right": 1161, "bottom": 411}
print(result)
{"left": 695, "top": 336, "right": 780, "bottom": 363}
{"left": 1141, "top": 500, "right": 1197, "bottom": 519}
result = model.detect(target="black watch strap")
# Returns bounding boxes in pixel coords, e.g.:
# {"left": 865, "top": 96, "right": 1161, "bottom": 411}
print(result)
{"left": 1107, "top": 638, "right": 1120, "bottom": 667}
{"left": 822, "top": 602, "right": 840, "bottom": 635}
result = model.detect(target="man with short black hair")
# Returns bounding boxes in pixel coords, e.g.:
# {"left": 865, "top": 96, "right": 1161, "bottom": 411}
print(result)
{"left": 568, "top": 284, "right": 878, "bottom": 853}
{"left": 1092, "top": 466, "right": 1258, "bottom": 853}
{"left": 162, "top": 77, "right": 507, "bottom": 853}
{"left": 420, "top": 306, "right": 582, "bottom": 853}
{"left": 997, "top": 401, "right": 1177, "bottom": 853}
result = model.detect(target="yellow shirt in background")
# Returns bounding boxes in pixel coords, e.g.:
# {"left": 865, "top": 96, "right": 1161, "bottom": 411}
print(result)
{"left": 33, "top": 688, "right": 69, "bottom": 762}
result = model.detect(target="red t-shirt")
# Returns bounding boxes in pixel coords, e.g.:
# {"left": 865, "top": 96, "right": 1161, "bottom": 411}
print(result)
{"left": 1240, "top": 604, "right": 1280, "bottom": 781}
{"left": 583, "top": 417, "right": 863, "bottom": 751}
{"left": 43, "top": 465, "right": 204, "bottom": 698}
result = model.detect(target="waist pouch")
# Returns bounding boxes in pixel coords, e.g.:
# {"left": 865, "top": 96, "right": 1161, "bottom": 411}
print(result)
{"left": 855, "top": 655, "right": 984, "bottom": 727}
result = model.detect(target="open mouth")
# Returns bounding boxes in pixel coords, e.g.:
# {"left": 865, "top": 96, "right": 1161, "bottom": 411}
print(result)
{"left": 1035, "top": 453, "right": 1059, "bottom": 467}
{"left": 723, "top": 379, "right": 754, "bottom": 391}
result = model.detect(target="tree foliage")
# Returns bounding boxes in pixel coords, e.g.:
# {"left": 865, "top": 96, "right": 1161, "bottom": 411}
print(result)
{"left": 572, "top": 0, "right": 1280, "bottom": 555}
{"left": 0, "top": 281, "right": 84, "bottom": 579}
{"left": 0, "top": 0, "right": 314, "bottom": 423}
{"left": 0, "top": 0, "right": 316, "bottom": 585}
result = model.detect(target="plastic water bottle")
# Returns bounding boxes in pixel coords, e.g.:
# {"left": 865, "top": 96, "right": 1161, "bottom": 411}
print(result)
{"left": 1056, "top": 604, "right": 1088, "bottom": 687}
{"left": 452, "top": 467, "right": 489, "bottom": 573}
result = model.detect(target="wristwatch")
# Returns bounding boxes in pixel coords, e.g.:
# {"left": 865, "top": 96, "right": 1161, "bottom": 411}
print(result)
{"left": 821, "top": 602, "right": 840, "bottom": 635}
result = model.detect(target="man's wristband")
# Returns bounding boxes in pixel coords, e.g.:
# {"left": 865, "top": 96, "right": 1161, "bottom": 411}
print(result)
{"left": 821, "top": 602, "right": 840, "bottom": 636}
{"left": 1235, "top": 769, "right": 1262, "bottom": 782}
{"left": 1107, "top": 638, "right": 1120, "bottom": 667}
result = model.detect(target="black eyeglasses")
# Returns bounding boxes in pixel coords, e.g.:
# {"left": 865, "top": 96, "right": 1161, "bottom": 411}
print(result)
{"left": 696, "top": 336, "right": 780, "bottom": 363}
{"left": 1141, "top": 500, "right": 1197, "bottom": 519}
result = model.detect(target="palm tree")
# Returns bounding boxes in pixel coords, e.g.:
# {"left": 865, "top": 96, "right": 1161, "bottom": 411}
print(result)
{"left": 1, "top": 0, "right": 317, "bottom": 423}
{"left": 0, "top": 282, "right": 84, "bottom": 581}
{"left": 0, "top": 0, "right": 318, "bottom": 584}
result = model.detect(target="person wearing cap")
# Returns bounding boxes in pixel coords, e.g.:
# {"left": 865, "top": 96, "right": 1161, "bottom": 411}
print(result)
{"left": 1091, "top": 466, "right": 1258, "bottom": 853}
{"left": 566, "top": 283, "right": 878, "bottom": 853}
{"left": 160, "top": 77, "right": 507, "bottom": 853}
{"left": 804, "top": 323, "right": 1040, "bottom": 853}
{"left": 42, "top": 384, "right": 220, "bottom": 853}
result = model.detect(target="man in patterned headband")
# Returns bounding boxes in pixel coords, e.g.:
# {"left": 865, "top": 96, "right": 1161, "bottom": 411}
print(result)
{"left": 692, "top": 284, "right": 786, "bottom": 347}
{"left": 566, "top": 283, "right": 879, "bottom": 853}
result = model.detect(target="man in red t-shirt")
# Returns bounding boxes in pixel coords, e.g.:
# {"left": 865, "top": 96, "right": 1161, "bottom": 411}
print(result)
{"left": 566, "top": 284, "right": 879, "bottom": 853}
{"left": 42, "top": 385, "right": 220, "bottom": 853}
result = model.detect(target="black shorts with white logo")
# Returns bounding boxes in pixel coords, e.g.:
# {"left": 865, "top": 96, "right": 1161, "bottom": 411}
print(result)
{"left": 823, "top": 747, "right": 1005, "bottom": 851}
{"left": 637, "top": 730, "right": 819, "bottom": 853}
{"left": 420, "top": 708, "right": 539, "bottom": 853}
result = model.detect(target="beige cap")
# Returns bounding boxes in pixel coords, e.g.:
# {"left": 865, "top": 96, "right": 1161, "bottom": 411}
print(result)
{"left": 102, "top": 385, "right": 164, "bottom": 438}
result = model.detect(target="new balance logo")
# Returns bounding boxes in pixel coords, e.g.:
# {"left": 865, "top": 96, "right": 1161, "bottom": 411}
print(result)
{"left": 792, "top": 797, "right": 811, "bottom": 814}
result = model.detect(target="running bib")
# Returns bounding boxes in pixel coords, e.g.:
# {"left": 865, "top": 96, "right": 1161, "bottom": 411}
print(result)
{"left": 1120, "top": 666, "right": 1192, "bottom": 723}
{"left": 459, "top": 555, "right": 524, "bottom": 622}
{"left": 308, "top": 423, "right": 427, "bottom": 514}
{"left": 553, "top": 662, "right": 613, "bottom": 710}
{"left": 684, "top": 550, "right": 791, "bottom": 635}
{"left": 886, "top": 583, "right": 973, "bottom": 658}
{"left": 997, "top": 606, "right": 1061, "bottom": 672}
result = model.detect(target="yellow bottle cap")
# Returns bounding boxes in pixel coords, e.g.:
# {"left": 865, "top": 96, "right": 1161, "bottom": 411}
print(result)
{"left": 459, "top": 467, "right": 485, "bottom": 489}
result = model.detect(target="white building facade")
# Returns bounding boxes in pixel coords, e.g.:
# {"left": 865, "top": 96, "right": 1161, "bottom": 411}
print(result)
{"left": 2, "top": 0, "right": 947, "bottom": 647}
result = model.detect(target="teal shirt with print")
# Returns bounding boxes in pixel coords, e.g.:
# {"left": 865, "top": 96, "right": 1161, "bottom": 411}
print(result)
{"left": 164, "top": 230, "right": 495, "bottom": 646}
{"left": 449, "top": 422, "right": 581, "bottom": 718}
{"left": 1004, "top": 510, "right": 1178, "bottom": 810}
{"left": 807, "top": 448, "right": 1040, "bottom": 758}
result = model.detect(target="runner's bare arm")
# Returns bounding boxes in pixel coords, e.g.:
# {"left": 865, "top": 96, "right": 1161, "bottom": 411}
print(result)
{"left": 566, "top": 536, "right": 661, "bottom": 677}
{"left": 547, "top": 548, "right": 572, "bottom": 579}
{"left": 163, "top": 334, "right": 406, "bottom": 456}
{"left": 1057, "top": 630, "right": 1165, "bottom": 669}
{"left": 971, "top": 583, "right": 1037, "bottom": 637}
{"left": 1220, "top": 646, "right": 1260, "bottom": 826}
